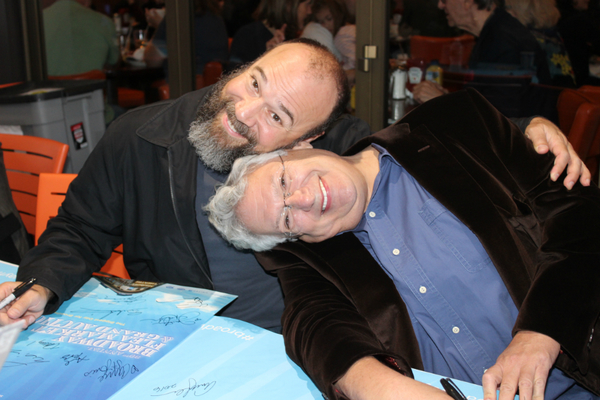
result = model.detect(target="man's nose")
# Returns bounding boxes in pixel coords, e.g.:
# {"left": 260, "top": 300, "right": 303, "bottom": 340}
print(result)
{"left": 235, "top": 97, "right": 262, "bottom": 126}
{"left": 286, "top": 188, "right": 314, "bottom": 212}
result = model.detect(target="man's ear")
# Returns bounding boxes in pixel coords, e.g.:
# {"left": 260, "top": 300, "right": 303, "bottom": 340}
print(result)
{"left": 292, "top": 131, "right": 324, "bottom": 150}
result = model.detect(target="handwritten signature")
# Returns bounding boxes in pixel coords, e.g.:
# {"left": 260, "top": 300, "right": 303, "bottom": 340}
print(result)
{"left": 152, "top": 379, "right": 216, "bottom": 397}
{"left": 3, "top": 351, "right": 49, "bottom": 368}
{"left": 61, "top": 352, "right": 90, "bottom": 366}
{"left": 84, "top": 359, "right": 139, "bottom": 382}
{"left": 143, "top": 311, "right": 204, "bottom": 327}
{"left": 72, "top": 307, "right": 144, "bottom": 320}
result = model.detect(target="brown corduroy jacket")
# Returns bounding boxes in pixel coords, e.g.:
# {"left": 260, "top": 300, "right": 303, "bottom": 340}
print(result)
{"left": 257, "top": 88, "right": 600, "bottom": 400}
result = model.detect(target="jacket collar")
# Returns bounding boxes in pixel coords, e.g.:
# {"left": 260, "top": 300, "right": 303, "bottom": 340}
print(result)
{"left": 136, "top": 86, "right": 213, "bottom": 149}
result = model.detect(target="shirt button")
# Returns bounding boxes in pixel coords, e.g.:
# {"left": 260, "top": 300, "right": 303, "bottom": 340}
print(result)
{"left": 392, "top": 248, "right": 400, "bottom": 256}
{"left": 419, "top": 286, "right": 427, "bottom": 294}
{"left": 369, "top": 211, "right": 376, "bottom": 218}
{"left": 452, "top": 326, "right": 460, "bottom": 334}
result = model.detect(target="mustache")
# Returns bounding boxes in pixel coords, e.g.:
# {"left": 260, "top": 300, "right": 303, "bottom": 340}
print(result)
{"left": 223, "top": 101, "right": 258, "bottom": 146}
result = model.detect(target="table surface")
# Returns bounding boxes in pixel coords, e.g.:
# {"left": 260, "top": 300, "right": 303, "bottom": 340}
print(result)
{"left": 0, "top": 261, "right": 488, "bottom": 400}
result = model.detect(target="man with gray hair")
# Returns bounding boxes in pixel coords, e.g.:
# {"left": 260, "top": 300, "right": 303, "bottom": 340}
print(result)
{"left": 205, "top": 88, "right": 600, "bottom": 400}
{"left": 0, "top": 38, "right": 589, "bottom": 336}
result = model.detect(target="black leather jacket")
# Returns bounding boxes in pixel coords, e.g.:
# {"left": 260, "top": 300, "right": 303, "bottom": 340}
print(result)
{"left": 18, "top": 88, "right": 214, "bottom": 313}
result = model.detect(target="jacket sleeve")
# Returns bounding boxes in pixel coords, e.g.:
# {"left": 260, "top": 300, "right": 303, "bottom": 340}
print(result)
{"left": 257, "top": 236, "right": 418, "bottom": 400}
{"left": 16, "top": 114, "right": 132, "bottom": 313}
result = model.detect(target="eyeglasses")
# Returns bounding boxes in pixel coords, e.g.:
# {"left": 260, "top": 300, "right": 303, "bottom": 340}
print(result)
{"left": 278, "top": 155, "right": 297, "bottom": 239}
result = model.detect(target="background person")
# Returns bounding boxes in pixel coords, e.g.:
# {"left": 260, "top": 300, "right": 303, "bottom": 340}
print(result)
{"left": 43, "top": 0, "right": 120, "bottom": 76}
{"left": 229, "top": 0, "right": 312, "bottom": 69}
{"left": 206, "top": 88, "right": 600, "bottom": 400}
{"left": 556, "top": 0, "right": 600, "bottom": 86}
{"left": 301, "top": 0, "right": 356, "bottom": 84}
{"left": 413, "top": 0, "right": 551, "bottom": 105}
{"left": 144, "top": 0, "right": 229, "bottom": 76}
{"left": 505, "top": 0, "right": 576, "bottom": 87}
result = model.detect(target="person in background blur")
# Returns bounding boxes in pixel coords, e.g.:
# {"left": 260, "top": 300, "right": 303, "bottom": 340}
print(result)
{"left": 229, "top": 0, "right": 312, "bottom": 69}
{"left": 302, "top": 0, "right": 356, "bottom": 85}
{"left": 301, "top": 0, "right": 345, "bottom": 61}
{"left": 412, "top": 0, "right": 550, "bottom": 105}
{"left": 399, "top": 0, "right": 461, "bottom": 37}
{"left": 43, "top": 0, "right": 120, "bottom": 76}
{"left": 113, "top": 0, "right": 144, "bottom": 27}
{"left": 556, "top": 0, "right": 600, "bottom": 86}
{"left": 222, "top": 0, "right": 262, "bottom": 37}
{"left": 144, "top": 0, "right": 229, "bottom": 77}
{"left": 506, "top": 0, "right": 576, "bottom": 87}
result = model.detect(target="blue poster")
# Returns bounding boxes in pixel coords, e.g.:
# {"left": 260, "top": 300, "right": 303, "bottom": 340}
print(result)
{"left": 0, "top": 262, "right": 236, "bottom": 399}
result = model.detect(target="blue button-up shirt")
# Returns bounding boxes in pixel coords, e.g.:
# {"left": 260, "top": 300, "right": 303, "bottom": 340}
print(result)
{"left": 351, "top": 146, "right": 584, "bottom": 399}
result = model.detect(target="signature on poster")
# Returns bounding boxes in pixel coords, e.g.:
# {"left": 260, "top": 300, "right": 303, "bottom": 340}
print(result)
{"left": 152, "top": 378, "right": 216, "bottom": 397}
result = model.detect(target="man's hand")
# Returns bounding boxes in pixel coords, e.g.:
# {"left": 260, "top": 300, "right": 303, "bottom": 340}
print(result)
{"left": 0, "top": 282, "right": 53, "bottom": 327}
{"left": 525, "top": 117, "right": 591, "bottom": 189}
{"left": 413, "top": 81, "right": 448, "bottom": 104}
{"left": 482, "top": 331, "right": 560, "bottom": 400}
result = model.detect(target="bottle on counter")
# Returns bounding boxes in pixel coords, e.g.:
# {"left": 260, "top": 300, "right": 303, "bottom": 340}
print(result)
{"left": 406, "top": 58, "right": 426, "bottom": 92}
{"left": 390, "top": 64, "right": 407, "bottom": 100}
{"left": 425, "top": 60, "right": 443, "bottom": 85}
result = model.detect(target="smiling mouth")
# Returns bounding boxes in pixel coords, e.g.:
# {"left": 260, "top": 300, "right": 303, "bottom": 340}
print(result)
{"left": 319, "top": 178, "right": 328, "bottom": 213}
{"left": 224, "top": 113, "right": 244, "bottom": 138}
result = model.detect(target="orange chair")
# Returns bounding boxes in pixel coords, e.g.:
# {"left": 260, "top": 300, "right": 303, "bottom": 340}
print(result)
{"left": 203, "top": 61, "right": 223, "bottom": 87}
{"left": 36, "top": 173, "right": 129, "bottom": 279}
{"left": 575, "top": 86, "right": 600, "bottom": 184}
{"left": 556, "top": 89, "right": 600, "bottom": 185}
{"left": 0, "top": 82, "right": 21, "bottom": 89}
{"left": 410, "top": 34, "right": 475, "bottom": 67}
{"left": 564, "top": 102, "right": 600, "bottom": 161}
{"left": 556, "top": 88, "right": 598, "bottom": 134}
{"left": 49, "top": 70, "right": 145, "bottom": 109}
{"left": 578, "top": 85, "right": 600, "bottom": 102}
{"left": 0, "top": 134, "right": 68, "bottom": 236}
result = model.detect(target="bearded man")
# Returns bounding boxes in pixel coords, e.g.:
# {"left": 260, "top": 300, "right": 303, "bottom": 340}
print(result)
{"left": 0, "top": 39, "right": 590, "bottom": 332}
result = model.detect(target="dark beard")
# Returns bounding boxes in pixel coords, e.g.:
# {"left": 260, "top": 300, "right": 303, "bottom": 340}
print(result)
{"left": 188, "top": 69, "right": 259, "bottom": 173}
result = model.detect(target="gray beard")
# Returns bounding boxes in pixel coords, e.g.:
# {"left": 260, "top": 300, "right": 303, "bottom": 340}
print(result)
{"left": 188, "top": 71, "right": 258, "bottom": 173}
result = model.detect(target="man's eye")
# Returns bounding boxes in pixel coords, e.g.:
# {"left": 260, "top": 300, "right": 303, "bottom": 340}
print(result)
{"left": 251, "top": 78, "right": 258, "bottom": 90}
{"left": 284, "top": 213, "right": 291, "bottom": 230}
{"left": 271, "top": 112, "right": 281, "bottom": 124}
{"left": 280, "top": 173, "right": 286, "bottom": 189}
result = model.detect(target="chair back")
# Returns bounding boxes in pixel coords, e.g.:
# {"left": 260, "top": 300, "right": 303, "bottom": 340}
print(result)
{"left": 203, "top": 61, "right": 223, "bottom": 87}
{"left": 36, "top": 173, "right": 129, "bottom": 279}
{"left": 565, "top": 102, "right": 600, "bottom": 160}
{"left": 578, "top": 85, "right": 600, "bottom": 103}
{"left": 410, "top": 35, "right": 475, "bottom": 67}
{"left": 575, "top": 87, "right": 600, "bottom": 185}
{"left": 0, "top": 82, "right": 21, "bottom": 89}
{"left": 556, "top": 88, "right": 598, "bottom": 133}
{"left": 0, "top": 134, "right": 68, "bottom": 235}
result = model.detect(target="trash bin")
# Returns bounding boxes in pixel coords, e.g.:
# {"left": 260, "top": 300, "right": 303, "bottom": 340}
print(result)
{"left": 0, "top": 80, "right": 106, "bottom": 173}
